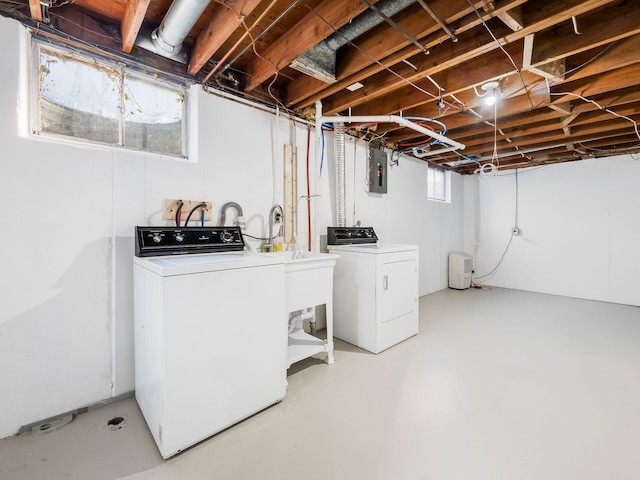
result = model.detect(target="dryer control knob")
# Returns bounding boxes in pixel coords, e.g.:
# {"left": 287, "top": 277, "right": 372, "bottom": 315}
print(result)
{"left": 221, "top": 231, "right": 234, "bottom": 243}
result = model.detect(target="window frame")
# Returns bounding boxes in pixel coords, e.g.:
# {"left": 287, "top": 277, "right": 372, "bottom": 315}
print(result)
{"left": 30, "top": 39, "right": 190, "bottom": 159}
{"left": 427, "top": 165, "right": 451, "bottom": 203}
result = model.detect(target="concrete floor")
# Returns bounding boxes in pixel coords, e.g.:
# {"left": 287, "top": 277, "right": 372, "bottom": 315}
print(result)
{"left": 1, "top": 287, "right": 639, "bottom": 480}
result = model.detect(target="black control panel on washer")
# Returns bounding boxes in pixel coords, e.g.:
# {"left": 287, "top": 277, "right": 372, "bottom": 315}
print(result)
{"left": 327, "top": 227, "right": 378, "bottom": 245}
{"left": 135, "top": 226, "right": 245, "bottom": 257}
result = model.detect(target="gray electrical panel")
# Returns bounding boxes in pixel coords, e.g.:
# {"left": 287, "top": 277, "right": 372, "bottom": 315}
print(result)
{"left": 368, "top": 147, "right": 387, "bottom": 194}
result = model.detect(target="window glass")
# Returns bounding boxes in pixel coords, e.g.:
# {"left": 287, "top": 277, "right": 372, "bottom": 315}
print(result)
{"left": 428, "top": 166, "right": 450, "bottom": 202}
{"left": 123, "top": 74, "right": 184, "bottom": 155}
{"left": 39, "top": 50, "right": 120, "bottom": 144}
{"left": 34, "top": 43, "right": 187, "bottom": 158}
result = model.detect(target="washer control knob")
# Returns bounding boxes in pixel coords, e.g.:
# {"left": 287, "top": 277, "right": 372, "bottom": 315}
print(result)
{"left": 175, "top": 233, "right": 185, "bottom": 242}
{"left": 221, "top": 231, "right": 234, "bottom": 243}
{"left": 152, "top": 234, "right": 162, "bottom": 243}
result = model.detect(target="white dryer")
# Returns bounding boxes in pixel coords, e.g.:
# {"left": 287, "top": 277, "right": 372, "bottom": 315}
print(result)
{"left": 328, "top": 227, "right": 419, "bottom": 354}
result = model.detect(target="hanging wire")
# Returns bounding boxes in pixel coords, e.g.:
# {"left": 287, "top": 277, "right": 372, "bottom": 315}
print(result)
{"left": 209, "top": 0, "right": 291, "bottom": 113}
{"left": 466, "top": 0, "right": 534, "bottom": 110}
{"left": 202, "top": 0, "right": 285, "bottom": 83}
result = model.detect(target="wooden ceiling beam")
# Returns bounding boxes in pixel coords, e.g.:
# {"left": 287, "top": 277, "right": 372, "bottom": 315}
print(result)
{"left": 550, "top": 63, "right": 640, "bottom": 104}
{"left": 483, "top": 2, "right": 524, "bottom": 32}
{"left": 29, "top": 0, "right": 42, "bottom": 21}
{"left": 462, "top": 132, "right": 640, "bottom": 168}
{"left": 285, "top": 0, "right": 465, "bottom": 108}
{"left": 188, "top": 0, "right": 262, "bottom": 76}
{"left": 386, "top": 8, "right": 640, "bottom": 139}
{"left": 390, "top": 78, "right": 640, "bottom": 146}
{"left": 286, "top": 0, "right": 528, "bottom": 109}
{"left": 561, "top": 34, "right": 640, "bottom": 84}
{"left": 436, "top": 115, "right": 640, "bottom": 158}
{"left": 243, "top": 0, "right": 376, "bottom": 92}
{"left": 321, "top": 0, "right": 616, "bottom": 116}
{"left": 459, "top": 115, "right": 640, "bottom": 156}
{"left": 322, "top": 19, "right": 513, "bottom": 115}
{"left": 527, "top": 1, "right": 640, "bottom": 69}
{"left": 121, "top": 0, "right": 150, "bottom": 54}
{"left": 447, "top": 104, "right": 640, "bottom": 150}
{"left": 560, "top": 113, "right": 581, "bottom": 129}
{"left": 440, "top": 81, "right": 640, "bottom": 142}
{"left": 548, "top": 102, "right": 572, "bottom": 115}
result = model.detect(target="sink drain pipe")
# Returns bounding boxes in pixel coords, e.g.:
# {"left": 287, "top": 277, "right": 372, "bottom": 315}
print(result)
{"left": 288, "top": 308, "right": 316, "bottom": 334}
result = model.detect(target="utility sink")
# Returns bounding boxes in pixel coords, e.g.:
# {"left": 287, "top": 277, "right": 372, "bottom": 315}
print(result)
{"left": 259, "top": 251, "right": 338, "bottom": 310}
{"left": 261, "top": 250, "right": 338, "bottom": 272}
{"left": 259, "top": 250, "right": 338, "bottom": 367}
{"left": 283, "top": 252, "right": 337, "bottom": 309}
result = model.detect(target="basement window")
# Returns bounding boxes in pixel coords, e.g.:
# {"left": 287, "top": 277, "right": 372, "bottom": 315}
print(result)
{"left": 427, "top": 165, "right": 451, "bottom": 203}
{"left": 32, "top": 42, "right": 188, "bottom": 158}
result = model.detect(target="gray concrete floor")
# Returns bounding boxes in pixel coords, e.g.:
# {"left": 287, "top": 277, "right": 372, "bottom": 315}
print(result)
{"left": 1, "top": 287, "right": 639, "bottom": 480}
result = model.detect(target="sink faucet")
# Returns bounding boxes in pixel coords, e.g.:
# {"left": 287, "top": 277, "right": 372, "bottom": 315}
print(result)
{"left": 268, "top": 204, "right": 283, "bottom": 252}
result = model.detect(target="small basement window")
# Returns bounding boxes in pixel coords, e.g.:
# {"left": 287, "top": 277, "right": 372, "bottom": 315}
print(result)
{"left": 32, "top": 41, "right": 188, "bottom": 158}
{"left": 427, "top": 165, "right": 451, "bottom": 203}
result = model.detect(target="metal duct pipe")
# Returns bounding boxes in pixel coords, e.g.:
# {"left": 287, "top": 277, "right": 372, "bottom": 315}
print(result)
{"left": 291, "top": 0, "right": 415, "bottom": 82}
{"left": 334, "top": 122, "right": 347, "bottom": 228}
{"left": 152, "top": 0, "right": 211, "bottom": 56}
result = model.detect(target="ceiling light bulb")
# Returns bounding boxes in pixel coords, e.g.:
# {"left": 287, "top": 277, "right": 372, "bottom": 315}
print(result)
{"left": 480, "top": 80, "right": 500, "bottom": 106}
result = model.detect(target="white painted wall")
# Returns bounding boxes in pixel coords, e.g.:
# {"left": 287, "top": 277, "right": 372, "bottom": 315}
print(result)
{"left": 463, "top": 158, "right": 640, "bottom": 306}
{"left": 0, "top": 17, "right": 463, "bottom": 438}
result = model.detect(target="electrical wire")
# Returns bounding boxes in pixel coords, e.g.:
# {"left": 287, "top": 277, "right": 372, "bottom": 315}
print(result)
{"left": 559, "top": 41, "right": 618, "bottom": 80}
{"left": 175, "top": 200, "right": 184, "bottom": 227}
{"left": 218, "top": 0, "right": 303, "bottom": 76}
{"left": 184, "top": 202, "right": 207, "bottom": 227}
{"left": 466, "top": 0, "right": 534, "bottom": 111}
{"left": 210, "top": 0, "right": 290, "bottom": 113}
{"left": 473, "top": 232, "right": 514, "bottom": 281}
{"left": 475, "top": 168, "right": 520, "bottom": 278}
{"left": 244, "top": 233, "right": 271, "bottom": 241}
{"left": 202, "top": 0, "right": 284, "bottom": 83}
{"left": 576, "top": 142, "right": 640, "bottom": 154}
{"left": 549, "top": 91, "right": 640, "bottom": 142}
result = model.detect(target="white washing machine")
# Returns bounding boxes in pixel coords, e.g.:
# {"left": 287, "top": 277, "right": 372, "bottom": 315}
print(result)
{"left": 328, "top": 227, "right": 419, "bottom": 354}
{"left": 133, "top": 226, "right": 286, "bottom": 458}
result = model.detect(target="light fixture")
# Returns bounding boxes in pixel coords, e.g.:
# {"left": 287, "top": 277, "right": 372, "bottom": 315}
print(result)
{"left": 346, "top": 82, "right": 364, "bottom": 92}
{"left": 480, "top": 81, "right": 500, "bottom": 106}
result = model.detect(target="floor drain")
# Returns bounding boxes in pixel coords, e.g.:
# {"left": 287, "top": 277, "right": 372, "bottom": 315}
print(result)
{"left": 107, "top": 416, "right": 125, "bottom": 430}
{"left": 31, "top": 414, "right": 74, "bottom": 435}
